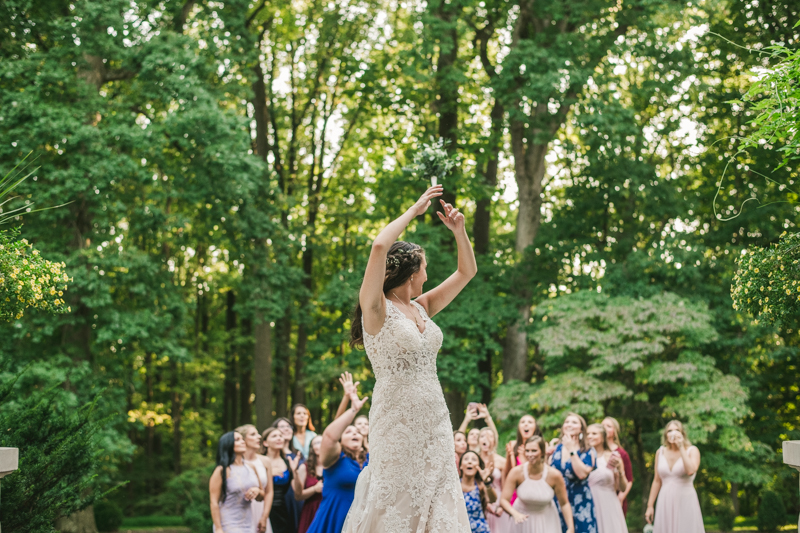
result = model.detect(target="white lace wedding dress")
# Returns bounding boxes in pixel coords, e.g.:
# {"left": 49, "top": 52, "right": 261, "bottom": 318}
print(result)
{"left": 343, "top": 299, "right": 471, "bottom": 533}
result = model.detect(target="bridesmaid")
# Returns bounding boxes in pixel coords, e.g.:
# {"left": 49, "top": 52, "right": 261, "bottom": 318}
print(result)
{"left": 272, "top": 418, "right": 304, "bottom": 528}
{"left": 502, "top": 415, "right": 542, "bottom": 505}
{"left": 468, "top": 428, "right": 482, "bottom": 453}
{"left": 459, "top": 450, "right": 491, "bottom": 533}
{"left": 307, "top": 387, "right": 369, "bottom": 533}
{"left": 455, "top": 430, "right": 468, "bottom": 469}
{"left": 478, "top": 428, "right": 507, "bottom": 530}
{"left": 602, "top": 417, "right": 633, "bottom": 516}
{"left": 549, "top": 413, "right": 597, "bottom": 533}
{"left": 295, "top": 435, "right": 324, "bottom": 533}
{"left": 645, "top": 420, "right": 704, "bottom": 533}
{"left": 291, "top": 404, "right": 318, "bottom": 459}
{"left": 210, "top": 431, "right": 264, "bottom": 533}
{"left": 500, "top": 436, "right": 574, "bottom": 533}
{"left": 263, "top": 427, "right": 301, "bottom": 533}
{"left": 354, "top": 415, "right": 370, "bottom": 452}
{"left": 586, "top": 424, "right": 628, "bottom": 533}
{"left": 237, "top": 425, "right": 274, "bottom": 533}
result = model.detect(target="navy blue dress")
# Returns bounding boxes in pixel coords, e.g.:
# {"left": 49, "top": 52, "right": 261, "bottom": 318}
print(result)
{"left": 306, "top": 452, "right": 368, "bottom": 533}
{"left": 551, "top": 444, "right": 597, "bottom": 533}
{"left": 271, "top": 465, "right": 296, "bottom": 533}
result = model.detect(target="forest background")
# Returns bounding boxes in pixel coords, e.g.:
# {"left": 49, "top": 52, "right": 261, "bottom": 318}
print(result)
{"left": 1, "top": 0, "right": 798, "bottom": 530}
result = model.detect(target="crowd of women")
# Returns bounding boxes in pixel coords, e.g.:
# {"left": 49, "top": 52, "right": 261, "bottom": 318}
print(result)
{"left": 208, "top": 373, "right": 705, "bottom": 533}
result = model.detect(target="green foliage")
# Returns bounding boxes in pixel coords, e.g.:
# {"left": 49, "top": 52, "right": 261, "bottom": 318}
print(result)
{"left": 94, "top": 500, "right": 124, "bottom": 533}
{"left": 735, "top": 26, "right": 800, "bottom": 170}
{"left": 731, "top": 231, "right": 800, "bottom": 324}
{"left": 0, "top": 371, "right": 110, "bottom": 533}
{"left": 757, "top": 490, "right": 788, "bottom": 532}
{"left": 166, "top": 468, "right": 210, "bottom": 532}
{"left": 716, "top": 500, "right": 737, "bottom": 533}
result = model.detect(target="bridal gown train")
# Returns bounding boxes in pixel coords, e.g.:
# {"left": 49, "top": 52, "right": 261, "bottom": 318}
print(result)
{"left": 343, "top": 299, "right": 471, "bottom": 533}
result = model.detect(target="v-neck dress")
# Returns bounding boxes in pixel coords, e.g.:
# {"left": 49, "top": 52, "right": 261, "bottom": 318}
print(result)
{"left": 343, "top": 299, "right": 471, "bottom": 532}
{"left": 653, "top": 446, "right": 704, "bottom": 533}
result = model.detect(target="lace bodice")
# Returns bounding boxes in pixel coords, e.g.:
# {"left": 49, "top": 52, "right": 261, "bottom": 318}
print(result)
{"left": 362, "top": 300, "right": 443, "bottom": 380}
{"left": 344, "top": 299, "right": 470, "bottom": 533}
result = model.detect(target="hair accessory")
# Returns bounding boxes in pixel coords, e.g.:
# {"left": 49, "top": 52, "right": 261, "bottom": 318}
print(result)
{"left": 387, "top": 256, "right": 400, "bottom": 267}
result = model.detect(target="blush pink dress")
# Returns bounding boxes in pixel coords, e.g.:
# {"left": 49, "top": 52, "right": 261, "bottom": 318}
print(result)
{"left": 485, "top": 465, "right": 510, "bottom": 533}
{"left": 587, "top": 455, "right": 628, "bottom": 533}
{"left": 510, "top": 464, "right": 561, "bottom": 533}
{"left": 653, "top": 447, "right": 704, "bottom": 533}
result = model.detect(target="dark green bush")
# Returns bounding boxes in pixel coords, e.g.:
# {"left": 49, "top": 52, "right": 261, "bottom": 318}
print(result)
{"left": 94, "top": 500, "right": 124, "bottom": 532}
{"left": 757, "top": 490, "right": 787, "bottom": 533}
{"left": 715, "top": 500, "right": 736, "bottom": 533}
{"left": 166, "top": 467, "right": 212, "bottom": 532}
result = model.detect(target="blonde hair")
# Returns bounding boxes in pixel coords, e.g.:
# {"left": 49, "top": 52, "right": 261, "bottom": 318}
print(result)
{"left": 603, "top": 416, "right": 622, "bottom": 445}
{"left": 662, "top": 420, "right": 692, "bottom": 449}
{"left": 235, "top": 424, "right": 257, "bottom": 439}
{"left": 587, "top": 423, "right": 611, "bottom": 452}
{"left": 479, "top": 427, "right": 497, "bottom": 450}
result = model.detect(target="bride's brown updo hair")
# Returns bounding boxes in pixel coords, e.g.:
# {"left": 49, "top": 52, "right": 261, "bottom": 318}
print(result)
{"left": 350, "top": 241, "right": 425, "bottom": 349}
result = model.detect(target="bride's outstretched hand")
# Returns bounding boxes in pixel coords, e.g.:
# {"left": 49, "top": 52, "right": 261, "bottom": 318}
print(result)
{"left": 410, "top": 184, "right": 444, "bottom": 217}
{"left": 436, "top": 199, "right": 465, "bottom": 232}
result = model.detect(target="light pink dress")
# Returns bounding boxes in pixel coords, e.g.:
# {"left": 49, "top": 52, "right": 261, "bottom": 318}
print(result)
{"left": 245, "top": 458, "right": 272, "bottom": 533}
{"left": 486, "top": 466, "right": 509, "bottom": 532}
{"left": 653, "top": 446, "right": 704, "bottom": 533}
{"left": 509, "top": 463, "right": 561, "bottom": 533}
{"left": 588, "top": 455, "right": 628, "bottom": 533}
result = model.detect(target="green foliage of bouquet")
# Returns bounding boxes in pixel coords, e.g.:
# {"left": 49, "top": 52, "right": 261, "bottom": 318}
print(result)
{"left": 403, "top": 138, "right": 458, "bottom": 184}
{"left": 731, "top": 231, "right": 800, "bottom": 324}
{"left": 0, "top": 228, "right": 71, "bottom": 321}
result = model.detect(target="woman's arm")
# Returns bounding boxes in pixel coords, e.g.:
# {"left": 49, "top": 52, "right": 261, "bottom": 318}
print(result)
{"left": 680, "top": 445, "right": 701, "bottom": 476}
{"left": 618, "top": 449, "right": 633, "bottom": 505}
{"left": 320, "top": 391, "right": 369, "bottom": 468}
{"left": 499, "top": 467, "right": 527, "bottom": 523}
{"left": 457, "top": 407, "right": 473, "bottom": 433}
{"left": 645, "top": 449, "right": 663, "bottom": 524}
{"left": 292, "top": 463, "right": 307, "bottom": 499}
{"left": 479, "top": 404, "right": 500, "bottom": 442}
{"left": 553, "top": 472, "right": 575, "bottom": 533}
{"left": 209, "top": 466, "right": 225, "bottom": 533}
{"left": 416, "top": 200, "right": 478, "bottom": 318}
{"left": 562, "top": 435, "right": 593, "bottom": 480}
{"left": 502, "top": 440, "right": 517, "bottom": 481}
{"left": 360, "top": 185, "right": 443, "bottom": 334}
{"left": 334, "top": 372, "right": 358, "bottom": 419}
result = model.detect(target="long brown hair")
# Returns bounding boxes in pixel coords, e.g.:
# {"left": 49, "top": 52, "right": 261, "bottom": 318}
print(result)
{"left": 306, "top": 435, "right": 322, "bottom": 478}
{"left": 514, "top": 415, "right": 542, "bottom": 453}
{"left": 459, "top": 450, "right": 489, "bottom": 511}
{"left": 350, "top": 241, "right": 425, "bottom": 349}
{"left": 563, "top": 412, "right": 590, "bottom": 452}
{"left": 271, "top": 417, "right": 298, "bottom": 454}
{"left": 291, "top": 403, "right": 315, "bottom": 432}
{"left": 261, "top": 427, "right": 286, "bottom": 459}
{"left": 342, "top": 425, "right": 368, "bottom": 465}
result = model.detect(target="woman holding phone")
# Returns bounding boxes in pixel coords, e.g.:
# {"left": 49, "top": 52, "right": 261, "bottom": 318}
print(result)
{"left": 645, "top": 420, "right": 703, "bottom": 533}
{"left": 344, "top": 184, "right": 477, "bottom": 532}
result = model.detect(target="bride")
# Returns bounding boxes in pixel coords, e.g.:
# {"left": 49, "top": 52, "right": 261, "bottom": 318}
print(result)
{"left": 344, "top": 184, "right": 476, "bottom": 533}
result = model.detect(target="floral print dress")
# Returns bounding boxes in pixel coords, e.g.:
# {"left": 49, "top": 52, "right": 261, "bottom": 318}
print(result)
{"left": 462, "top": 483, "right": 491, "bottom": 533}
{"left": 551, "top": 444, "right": 598, "bottom": 533}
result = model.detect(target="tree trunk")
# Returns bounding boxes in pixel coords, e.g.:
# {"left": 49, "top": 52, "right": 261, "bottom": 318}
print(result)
{"left": 240, "top": 318, "right": 253, "bottom": 426}
{"left": 223, "top": 291, "right": 238, "bottom": 431}
{"left": 432, "top": 2, "right": 460, "bottom": 210}
{"left": 171, "top": 361, "right": 182, "bottom": 475}
{"left": 445, "top": 389, "right": 465, "bottom": 429}
{"left": 56, "top": 507, "right": 98, "bottom": 533}
{"left": 275, "top": 313, "right": 292, "bottom": 418}
{"left": 254, "top": 312, "right": 273, "bottom": 430}
{"left": 730, "top": 481, "right": 740, "bottom": 515}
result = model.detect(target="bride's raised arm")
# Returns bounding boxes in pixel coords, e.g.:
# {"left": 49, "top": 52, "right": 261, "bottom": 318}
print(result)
{"left": 358, "top": 185, "right": 444, "bottom": 336}
{"left": 415, "top": 199, "right": 478, "bottom": 317}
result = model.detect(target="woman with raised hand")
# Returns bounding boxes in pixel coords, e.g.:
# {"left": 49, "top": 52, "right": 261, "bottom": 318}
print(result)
{"left": 236, "top": 425, "right": 274, "bottom": 533}
{"left": 478, "top": 428, "right": 507, "bottom": 531}
{"left": 344, "top": 184, "right": 477, "bottom": 532}
{"left": 601, "top": 417, "right": 633, "bottom": 516}
{"left": 307, "top": 387, "right": 370, "bottom": 533}
{"left": 210, "top": 431, "right": 264, "bottom": 533}
{"left": 645, "top": 420, "right": 704, "bottom": 533}
{"left": 291, "top": 404, "right": 317, "bottom": 459}
{"left": 502, "top": 415, "right": 542, "bottom": 506}
{"left": 586, "top": 424, "right": 628, "bottom": 533}
{"left": 262, "top": 427, "right": 301, "bottom": 533}
{"left": 459, "top": 403, "right": 500, "bottom": 446}
{"left": 272, "top": 417, "right": 304, "bottom": 528}
{"left": 500, "top": 436, "right": 573, "bottom": 533}
{"left": 295, "top": 435, "right": 324, "bottom": 533}
{"left": 549, "top": 413, "right": 596, "bottom": 533}
{"left": 460, "top": 451, "right": 492, "bottom": 533}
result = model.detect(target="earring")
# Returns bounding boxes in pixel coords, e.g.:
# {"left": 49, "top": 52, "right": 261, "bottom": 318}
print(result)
{"left": 411, "top": 276, "right": 414, "bottom": 282}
